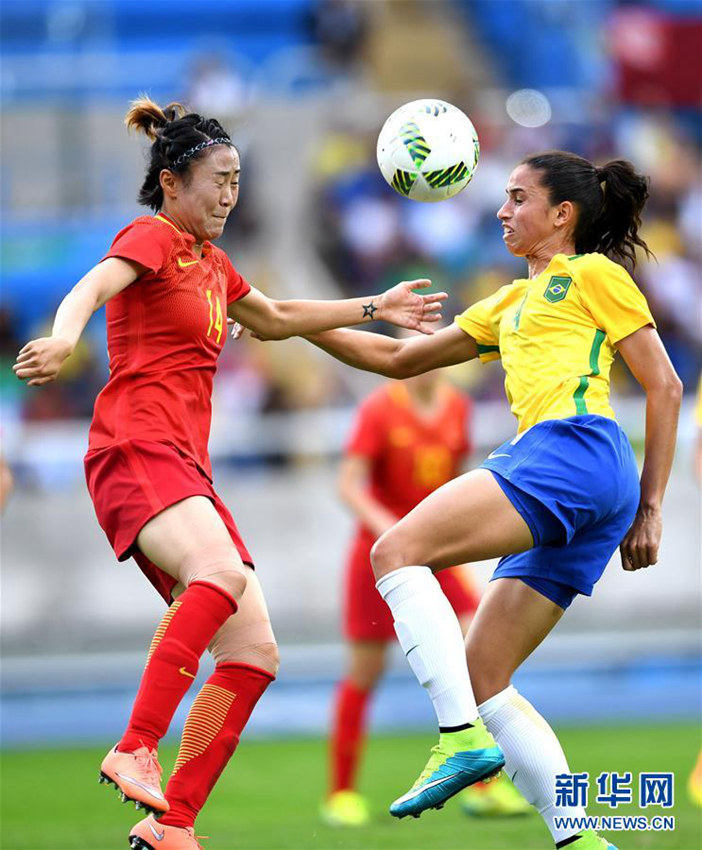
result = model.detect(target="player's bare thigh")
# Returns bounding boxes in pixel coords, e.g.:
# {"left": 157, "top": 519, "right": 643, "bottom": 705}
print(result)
{"left": 371, "top": 469, "right": 534, "bottom": 579}
{"left": 466, "top": 577, "right": 565, "bottom": 705}
{"left": 136, "top": 495, "right": 247, "bottom": 600}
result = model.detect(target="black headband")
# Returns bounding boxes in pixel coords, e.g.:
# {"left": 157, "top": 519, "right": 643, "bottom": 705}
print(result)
{"left": 171, "top": 137, "right": 233, "bottom": 167}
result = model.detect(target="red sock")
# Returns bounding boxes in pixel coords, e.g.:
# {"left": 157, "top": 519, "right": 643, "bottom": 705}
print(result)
{"left": 119, "top": 582, "right": 237, "bottom": 753}
{"left": 160, "top": 662, "right": 274, "bottom": 828}
{"left": 329, "top": 680, "right": 371, "bottom": 793}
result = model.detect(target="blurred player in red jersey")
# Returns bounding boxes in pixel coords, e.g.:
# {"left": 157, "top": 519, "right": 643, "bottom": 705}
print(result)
{"left": 321, "top": 372, "right": 530, "bottom": 826}
{"left": 13, "top": 97, "right": 445, "bottom": 850}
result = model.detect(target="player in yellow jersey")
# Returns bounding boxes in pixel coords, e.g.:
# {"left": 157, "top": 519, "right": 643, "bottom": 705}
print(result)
{"left": 286, "top": 150, "right": 682, "bottom": 850}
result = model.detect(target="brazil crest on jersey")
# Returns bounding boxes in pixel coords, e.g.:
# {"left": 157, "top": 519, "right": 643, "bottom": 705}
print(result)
{"left": 454, "top": 253, "right": 655, "bottom": 432}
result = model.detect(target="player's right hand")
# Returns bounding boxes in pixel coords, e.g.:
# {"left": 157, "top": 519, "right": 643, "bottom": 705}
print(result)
{"left": 13, "top": 337, "right": 73, "bottom": 386}
{"left": 227, "top": 318, "right": 267, "bottom": 342}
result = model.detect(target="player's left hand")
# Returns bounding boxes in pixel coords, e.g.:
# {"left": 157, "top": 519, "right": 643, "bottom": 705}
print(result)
{"left": 379, "top": 279, "right": 448, "bottom": 335}
{"left": 619, "top": 504, "right": 662, "bottom": 571}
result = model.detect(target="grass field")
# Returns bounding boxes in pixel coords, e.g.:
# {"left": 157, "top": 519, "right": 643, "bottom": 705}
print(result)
{"left": 1, "top": 724, "right": 700, "bottom": 850}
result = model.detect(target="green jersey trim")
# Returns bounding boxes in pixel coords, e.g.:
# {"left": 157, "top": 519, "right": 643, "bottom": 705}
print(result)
{"left": 573, "top": 328, "right": 607, "bottom": 415}
{"left": 589, "top": 329, "right": 606, "bottom": 375}
{"left": 573, "top": 376, "right": 589, "bottom": 415}
{"left": 477, "top": 344, "right": 500, "bottom": 354}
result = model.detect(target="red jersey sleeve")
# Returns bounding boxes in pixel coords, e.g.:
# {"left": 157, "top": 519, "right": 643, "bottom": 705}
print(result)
{"left": 102, "top": 219, "right": 173, "bottom": 274}
{"left": 224, "top": 255, "right": 252, "bottom": 305}
{"left": 346, "top": 394, "right": 386, "bottom": 459}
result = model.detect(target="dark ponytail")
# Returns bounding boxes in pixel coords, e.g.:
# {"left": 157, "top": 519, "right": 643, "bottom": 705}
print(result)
{"left": 594, "top": 160, "right": 652, "bottom": 269}
{"left": 523, "top": 151, "right": 653, "bottom": 269}
{"left": 124, "top": 95, "right": 235, "bottom": 211}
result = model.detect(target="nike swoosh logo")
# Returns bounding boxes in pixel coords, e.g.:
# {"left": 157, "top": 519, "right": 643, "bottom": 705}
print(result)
{"left": 115, "top": 772, "right": 166, "bottom": 800}
{"left": 395, "top": 772, "right": 458, "bottom": 803}
{"left": 179, "top": 666, "right": 196, "bottom": 679}
{"left": 177, "top": 257, "right": 198, "bottom": 268}
{"left": 148, "top": 822, "right": 165, "bottom": 841}
{"left": 487, "top": 452, "right": 511, "bottom": 460}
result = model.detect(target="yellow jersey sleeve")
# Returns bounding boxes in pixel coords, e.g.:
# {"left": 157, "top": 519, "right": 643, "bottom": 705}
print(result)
{"left": 454, "top": 284, "right": 513, "bottom": 363}
{"left": 576, "top": 255, "right": 655, "bottom": 344}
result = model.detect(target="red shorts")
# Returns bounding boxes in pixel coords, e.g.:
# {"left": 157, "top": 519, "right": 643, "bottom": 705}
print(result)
{"left": 343, "top": 531, "right": 481, "bottom": 641}
{"left": 84, "top": 439, "right": 253, "bottom": 603}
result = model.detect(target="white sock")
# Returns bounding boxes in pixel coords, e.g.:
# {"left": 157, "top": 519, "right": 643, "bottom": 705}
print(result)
{"left": 376, "top": 566, "right": 478, "bottom": 728}
{"left": 479, "top": 685, "right": 585, "bottom": 843}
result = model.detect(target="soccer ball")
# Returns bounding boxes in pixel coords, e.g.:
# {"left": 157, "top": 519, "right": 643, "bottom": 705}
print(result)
{"left": 377, "top": 99, "right": 479, "bottom": 202}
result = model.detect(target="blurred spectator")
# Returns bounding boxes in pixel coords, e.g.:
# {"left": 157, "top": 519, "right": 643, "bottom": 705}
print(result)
{"left": 306, "top": 0, "right": 369, "bottom": 73}
{"left": 187, "top": 54, "right": 254, "bottom": 120}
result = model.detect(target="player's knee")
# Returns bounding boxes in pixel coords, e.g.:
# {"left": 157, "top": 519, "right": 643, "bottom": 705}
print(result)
{"left": 370, "top": 529, "right": 405, "bottom": 580}
{"left": 181, "top": 542, "right": 249, "bottom": 602}
{"left": 193, "top": 567, "right": 247, "bottom": 601}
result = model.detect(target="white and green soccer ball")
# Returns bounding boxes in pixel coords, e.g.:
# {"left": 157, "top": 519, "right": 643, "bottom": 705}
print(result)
{"left": 376, "top": 99, "right": 480, "bottom": 202}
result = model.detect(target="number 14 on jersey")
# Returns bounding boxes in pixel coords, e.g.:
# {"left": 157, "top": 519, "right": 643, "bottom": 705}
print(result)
{"left": 205, "top": 289, "right": 224, "bottom": 344}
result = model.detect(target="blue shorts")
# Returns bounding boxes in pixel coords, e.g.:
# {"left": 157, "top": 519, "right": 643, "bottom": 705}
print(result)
{"left": 481, "top": 415, "right": 640, "bottom": 609}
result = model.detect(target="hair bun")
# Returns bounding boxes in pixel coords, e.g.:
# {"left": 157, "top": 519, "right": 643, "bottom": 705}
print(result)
{"left": 125, "top": 97, "right": 186, "bottom": 141}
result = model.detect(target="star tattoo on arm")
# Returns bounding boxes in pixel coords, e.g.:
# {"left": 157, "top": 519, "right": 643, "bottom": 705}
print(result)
{"left": 362, "top": 301, "right": 378, "bottom": 319}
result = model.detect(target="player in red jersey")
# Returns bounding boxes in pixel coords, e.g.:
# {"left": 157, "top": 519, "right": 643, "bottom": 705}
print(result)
{"left": 13, "top": 97, "right": 445, "bottom": 850}
{"left": 321, "top": 374, "right": 530, "bottom": 825}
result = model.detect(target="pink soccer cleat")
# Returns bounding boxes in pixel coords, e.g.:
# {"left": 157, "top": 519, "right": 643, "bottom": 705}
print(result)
{"left": 129, "top": 815, "right": 206, "bottom": 849}
{"left": 99, "top": 743, "right": 169, "bottom": 815}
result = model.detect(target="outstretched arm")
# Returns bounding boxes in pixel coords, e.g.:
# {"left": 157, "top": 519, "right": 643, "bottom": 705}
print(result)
{"left": 228, "top": 279, "right": 446, "bottom": 340}
{"left": 14, "top": 257, "right": 145, "bottom": 386}
{"left": 617, "top": 325, "right": 683, "bottom": 571}
{"left": 306, "top": 323, "right": 478, "bottom": 379}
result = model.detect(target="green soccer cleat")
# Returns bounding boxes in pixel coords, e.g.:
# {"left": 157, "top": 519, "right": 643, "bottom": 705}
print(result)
{"left": 459, "top": 772, "right": 532, "bottom": 817}
{"left": 567, "top": 829, "right": 618, "bottom": 849}
{"left": 320, "top": 790, "right": 371, "bottom": 827}
{"left": 389, "top": 719, "right": 505, "bottom": 819}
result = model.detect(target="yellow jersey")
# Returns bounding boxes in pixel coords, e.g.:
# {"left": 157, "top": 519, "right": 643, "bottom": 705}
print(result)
{"left": 455, "top": 253, "right": 655, "bottom": 432}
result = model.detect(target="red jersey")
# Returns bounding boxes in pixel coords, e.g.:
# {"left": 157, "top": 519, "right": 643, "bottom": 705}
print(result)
{"left": 87, "top": 213, "right": 251, "bottom": 479}
{"left": 346, "top": 383, "right": 472, "bottom": 534}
